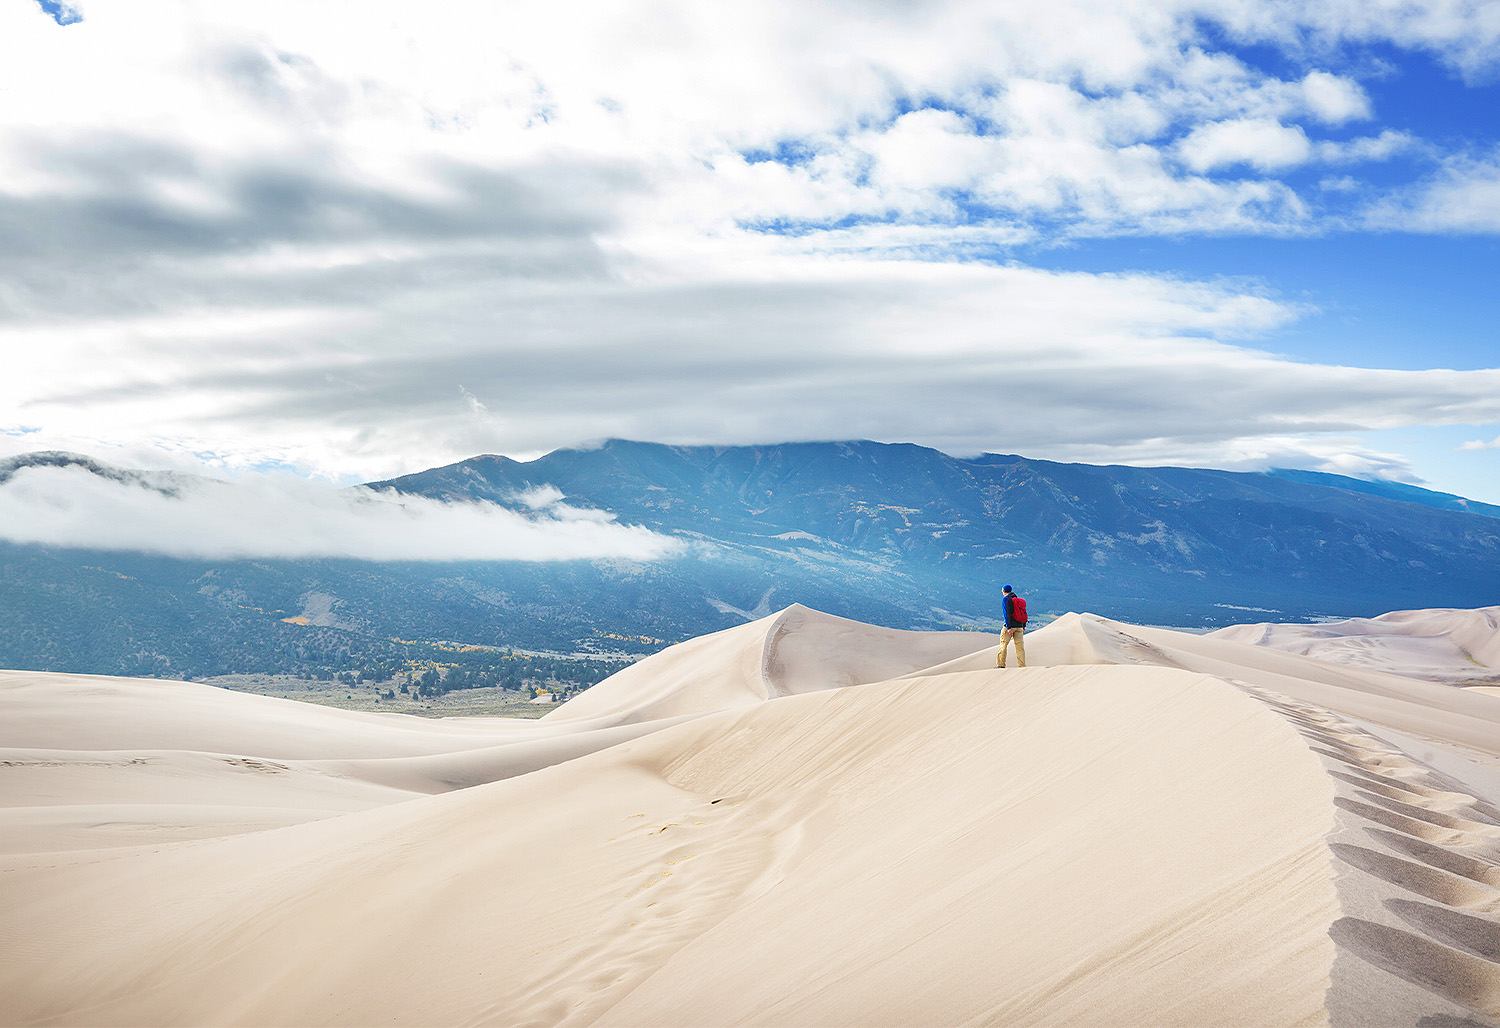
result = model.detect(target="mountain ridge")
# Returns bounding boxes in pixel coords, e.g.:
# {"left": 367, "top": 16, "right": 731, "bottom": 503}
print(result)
{"left": 1, "top": 439, "right": 1497, "bottom": 678}
{"left": 375, "top": 438, "right": 1500, "bottom": 519}
{"left": 369, "top": 437, "right": 1500, "bottom": 631}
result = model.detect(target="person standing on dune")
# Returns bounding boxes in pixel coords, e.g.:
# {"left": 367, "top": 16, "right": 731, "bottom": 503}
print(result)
{"left": 997, "top": 584, "right": 1028, "bottom": 668}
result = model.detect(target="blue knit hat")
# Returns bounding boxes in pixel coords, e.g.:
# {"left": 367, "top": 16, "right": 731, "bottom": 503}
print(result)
{"left": 1003, "top": 584, "right": 1013, "bottom": 593}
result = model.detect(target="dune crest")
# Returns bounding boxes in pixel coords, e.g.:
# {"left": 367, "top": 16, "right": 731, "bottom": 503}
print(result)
{"left": 2, "top": 603, "right": 1499, "bottom": 1026}
{"left": 545, "top": 602, "right": 1007, "bottom": 724}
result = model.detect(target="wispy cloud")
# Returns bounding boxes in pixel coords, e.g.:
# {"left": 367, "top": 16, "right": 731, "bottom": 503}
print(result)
{"left": 1364, "top": 149, "right": 1500, "bottom": 232}
{"left": 0, "top": 461, "right": 678, "bottom": 561}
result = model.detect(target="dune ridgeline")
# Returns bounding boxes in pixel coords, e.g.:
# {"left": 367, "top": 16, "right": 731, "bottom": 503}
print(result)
{"left": 2, "top": 603, "right": 1499, "bottom": 1027}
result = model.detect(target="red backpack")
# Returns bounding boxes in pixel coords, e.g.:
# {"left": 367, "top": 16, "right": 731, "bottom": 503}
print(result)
{"left": 1010, "top": 596, "right": 1028, "bottom": 625}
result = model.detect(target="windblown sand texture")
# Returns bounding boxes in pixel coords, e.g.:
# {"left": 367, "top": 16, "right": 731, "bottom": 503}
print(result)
{"left": 2, "top": 604, "right": 1499, "bottom": 1026}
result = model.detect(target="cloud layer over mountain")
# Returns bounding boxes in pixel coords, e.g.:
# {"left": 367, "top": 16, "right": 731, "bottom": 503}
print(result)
{"left": 0, "top": 460, "right": 676, "bottom": 561}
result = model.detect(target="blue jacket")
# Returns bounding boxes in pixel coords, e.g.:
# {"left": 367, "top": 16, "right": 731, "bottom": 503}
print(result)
{"left": 1003, "top": 594, "right": 1023, "bottom": 629}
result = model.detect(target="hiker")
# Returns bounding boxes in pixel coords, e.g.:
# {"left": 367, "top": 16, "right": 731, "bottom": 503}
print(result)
{"left": 997, "top": 584, "right": 1028, "bottom": 668}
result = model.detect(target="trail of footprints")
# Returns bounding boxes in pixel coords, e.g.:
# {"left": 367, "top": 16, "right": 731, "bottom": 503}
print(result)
{"left": 1248, "top": 687, "right": 1500, "bottom": 1026}
{"left": 497, "top": 797, "right": 780, "bottom": 1028}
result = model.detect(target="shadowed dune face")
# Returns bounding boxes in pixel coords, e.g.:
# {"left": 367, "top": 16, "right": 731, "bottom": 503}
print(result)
{"left": 1330, "top": 918, "right": 1500, "bottom": 1021}
{"left": 1, "top": 602, "right": 1500, "bottom": 1026}
{"left": 1388, "top": 899, "right": 1500, "bottom": 963}
{"left": 1243, "top": 684, "right": 1500, "bottom": 1027}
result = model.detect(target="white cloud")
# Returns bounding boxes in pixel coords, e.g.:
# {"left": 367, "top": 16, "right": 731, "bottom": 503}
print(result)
{"left": 1315, "top": 130, "right": 1417, "bottom": 164}
{"left": 1458, "top": 434, "right": 1500, "bottom": 451}
{"left": 1319, "top": 175, "right": 1362, "bottom": 192}
{"left": 859, "top": 109, "right": 991, "bottom": 195}
{"left": 1212, "top": 0, "right": 1500, "bottom": 83}
{"left": 1068, "top": 433, "right": 1427, "bottom": 482}
{"left": 1299, "top": 71, "right": 1371, "bottom": 124}
{"left": 1367, "top": 150, "right": 1500, "bottom": 232}
{"left": 4, "top": 249, "right": 1499, "bottom": 486}
{"left": 1178, "top": 118, "right": 1312, "bottom": 172}
{"left": 1, "top": 0, "right": 1498, "bottom": 496}
{"left": 0, "top": 0, "right": 1471, "bottom": 254}
{"left": 0, "top": 463, "right": 678, "bottom": 561}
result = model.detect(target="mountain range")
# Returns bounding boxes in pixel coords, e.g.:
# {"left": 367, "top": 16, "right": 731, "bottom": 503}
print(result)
{"left": 2, "top": 440, "right": 1498, "bottom": 677}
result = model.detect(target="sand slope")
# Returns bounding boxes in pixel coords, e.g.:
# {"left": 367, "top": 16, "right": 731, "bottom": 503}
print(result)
{"left": 1211, "top": 606, "right": 1500, "bottom": 686}
{"left": 544, "top": 603, "right": 1007, "bottom": 725}
{"left": 2, "top": 605, "right": 1499, "bottom": 1026}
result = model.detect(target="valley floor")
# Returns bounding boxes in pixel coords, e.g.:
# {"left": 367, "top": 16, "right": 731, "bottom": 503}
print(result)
{"left": 201, "top": 674, "right": 556, "bottom": 718}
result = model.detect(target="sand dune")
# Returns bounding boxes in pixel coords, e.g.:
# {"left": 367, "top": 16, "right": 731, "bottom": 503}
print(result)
{"left": 1, "top": 605, "right": 1498, "bottom": 1026}
{"left": 1211, "top": 606, "right": 1500, "bottom": 687}
{"left": 544, "top": 603, "right": 1007, "bottom": 725}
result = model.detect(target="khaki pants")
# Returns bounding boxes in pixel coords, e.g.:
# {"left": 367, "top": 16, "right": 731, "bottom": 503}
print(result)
{"left": 998, "top": 627, "right": 1025, "bottom": 668}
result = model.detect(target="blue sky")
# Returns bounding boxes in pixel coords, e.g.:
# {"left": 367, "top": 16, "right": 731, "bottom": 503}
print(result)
{"left": 2, "top": 0, "right": 1499, "bottom": 508}
{"left": 1023, "top": 44, "right": 1500, "bottom": 374}
{"left": 34, "top": 0, "right": 81, "bottom": 26}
